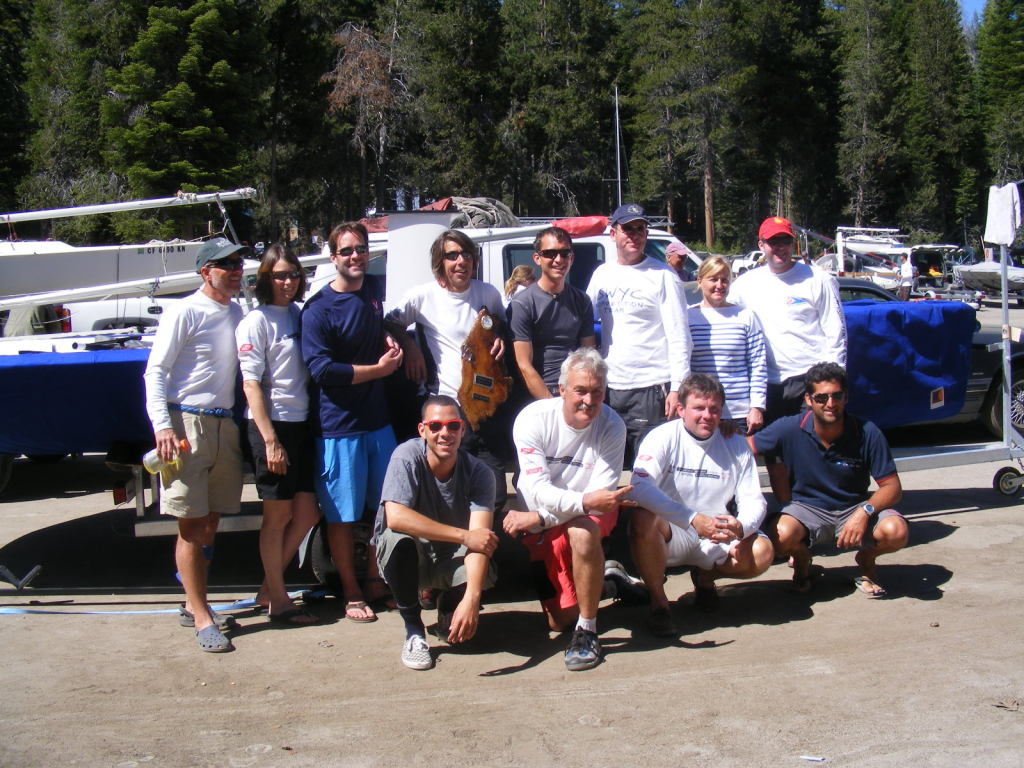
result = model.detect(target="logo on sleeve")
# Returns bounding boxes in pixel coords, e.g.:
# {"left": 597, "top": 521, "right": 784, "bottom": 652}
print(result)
{"left": 526, "top": 467, "right": 543, "bottom": 475}
{"left": 520, "top": 447, "right": 537, "bottom": 454}
{"left": 238, "top": 343, "right": 253, "bottom": 354}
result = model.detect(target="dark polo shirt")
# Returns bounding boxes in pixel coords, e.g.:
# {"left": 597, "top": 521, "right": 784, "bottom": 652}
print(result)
{"left": 753, "top": 410, "right": 897, "bottom": 511}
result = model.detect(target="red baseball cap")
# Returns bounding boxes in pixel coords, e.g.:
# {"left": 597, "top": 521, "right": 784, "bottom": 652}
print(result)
{"left": 758, "top": 216, "right": 795, "bottom": 241}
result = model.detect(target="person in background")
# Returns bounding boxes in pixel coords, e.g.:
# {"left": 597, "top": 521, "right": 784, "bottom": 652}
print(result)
{"left": 687, "top": 255, "right": 768, "bottom": 435}
{"left": 237, "top": 244, "right": 320, "bottom": 625}
{"left": 665, "top": 241, "right": 695, "bottom": 282}
{"left": 503, "top": 264, "right": 536, "bottom": 305}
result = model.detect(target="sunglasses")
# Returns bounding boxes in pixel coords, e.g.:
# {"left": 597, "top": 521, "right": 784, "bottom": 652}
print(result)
{"left": 208, "top": 257, "right": 245, "bottom": 271}
{"left": 809, "top": 391, "right": 846, "bottom": 405}
{"left": 765, "top": 236, "right": 795, "bottom": 248}
{"left": 538, "top": 248, "right": 573, "bottom": 261}
{"left": 271, "top": 270, "right": 302, "bottom": 281}
{"left": 423, "top": 419, "right": 463, "bottom": 433}
{"left": 443, "top": 249, "right": 473, "bottom": 262}
{"left": 336, "top": 245, "right": 368, "bottom": 257}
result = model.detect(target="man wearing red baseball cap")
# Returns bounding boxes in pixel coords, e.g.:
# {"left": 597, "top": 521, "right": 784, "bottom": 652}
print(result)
{"left": 728, "top": 216, "right": 846, "bottom": 423}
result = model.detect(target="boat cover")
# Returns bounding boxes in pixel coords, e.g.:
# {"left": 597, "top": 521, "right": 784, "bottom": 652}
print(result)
{"left": 844, "top": 300, "right": 975, "bottom": 428}
{"left": 0, "top": 349, "right": 153, "bottom": 455}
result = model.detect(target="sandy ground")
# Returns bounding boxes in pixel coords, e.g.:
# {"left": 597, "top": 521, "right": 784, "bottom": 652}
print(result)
{"left": 1, "top": 426, "right": 1023, "bottom": 768}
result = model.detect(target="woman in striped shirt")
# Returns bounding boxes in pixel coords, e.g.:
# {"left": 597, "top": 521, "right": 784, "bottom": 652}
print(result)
{"left": 686, "top": 255, "right": 768, "bottom": 435}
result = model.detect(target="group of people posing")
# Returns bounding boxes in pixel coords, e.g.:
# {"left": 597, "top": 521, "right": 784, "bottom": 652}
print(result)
{"left": 143, "top": 205, "right": 909, "bottom": 671}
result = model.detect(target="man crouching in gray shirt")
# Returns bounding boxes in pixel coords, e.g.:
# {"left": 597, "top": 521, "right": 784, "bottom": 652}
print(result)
{"left": 373, "top": 395, "right": 498, "bottom": 670}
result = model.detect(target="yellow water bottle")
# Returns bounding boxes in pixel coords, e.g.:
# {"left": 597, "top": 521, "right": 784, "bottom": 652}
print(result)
{"left": 142, "top": 438, "right": 191, "bottom": 483}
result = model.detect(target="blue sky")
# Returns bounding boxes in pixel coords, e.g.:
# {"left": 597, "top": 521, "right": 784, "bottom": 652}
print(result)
{"left": 960, "top": 0, "right": 986, "bottom": 23}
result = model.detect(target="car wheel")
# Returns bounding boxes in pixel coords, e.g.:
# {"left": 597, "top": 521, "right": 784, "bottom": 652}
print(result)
{"left": 993, "top": 466, "right": 1023, "bottom": 496}
{"left": 308, "top": 519, "right": 371, "bottom": 592}
{"left": 982, "top": 364, "right": 1024, "bottom": 439}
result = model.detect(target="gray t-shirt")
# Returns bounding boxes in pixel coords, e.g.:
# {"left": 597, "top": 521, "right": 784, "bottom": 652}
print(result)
{"left": 373, "top": 437, "right": 495, "bottom": 558}
{"left": 508, "top": 282, "right": 594, "bottom": 392}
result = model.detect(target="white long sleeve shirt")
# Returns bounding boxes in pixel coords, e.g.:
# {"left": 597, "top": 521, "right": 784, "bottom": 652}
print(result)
{"left": 728, "top": 262, "right": 846, "bottom": 383}
{"left": 513, "top": 398, "right": 627, "bottom": 530}
{"left": 144, "top": 289, "right": 243, "bottom": 432}
{"left": 629, "top": 420, "right": 766, "bottom": 539}
{"left": 586, "top": 257, "right": 691, "bottom": 390}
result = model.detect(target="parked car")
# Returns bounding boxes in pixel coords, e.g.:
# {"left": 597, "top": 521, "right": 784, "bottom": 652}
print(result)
{"left": 837, "top": 277, "right": 1022, "bottom": 437}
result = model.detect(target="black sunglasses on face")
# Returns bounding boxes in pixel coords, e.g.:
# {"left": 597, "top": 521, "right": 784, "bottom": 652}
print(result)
{"left": 809, "top": 391, "right": 846, "bottom": 405}
{"left": 209, "top": 257, "right": 245, "bottom": 271}
{"left": 443, "top": 250, "right": 473, "bottom": 262}
{"left": 336, "top": 245, "right": 368, "bottom": 257}
{"left": 271, "top": 270, "right": 302, "bottom": 281}
{"left": 538, "top": 248, "right": 573, "bottom": 261}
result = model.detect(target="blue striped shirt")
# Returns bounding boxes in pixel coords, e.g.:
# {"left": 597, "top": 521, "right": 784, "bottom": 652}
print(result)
{"left": 686, "top": 303, "right": 767, "bottom": 419}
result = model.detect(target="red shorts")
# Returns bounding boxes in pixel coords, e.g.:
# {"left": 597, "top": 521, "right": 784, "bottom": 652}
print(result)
{"left": 522, "top": 508, "right": 619, "bottom": 612}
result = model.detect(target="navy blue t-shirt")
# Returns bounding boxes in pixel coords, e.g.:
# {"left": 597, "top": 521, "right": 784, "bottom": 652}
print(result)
{"left": 753, "top": 411, "right": 897, "bottom": 511}
{"left": 301, "top": 275, "right": 390, "bottom": 438}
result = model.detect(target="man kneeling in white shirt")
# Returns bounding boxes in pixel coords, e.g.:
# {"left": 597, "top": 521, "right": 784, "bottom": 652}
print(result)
{"left": 629, "top": 373, "right": 773, "bottom": 637}
{"left": 504, "top": 348, "right": 634, "bottom": 671}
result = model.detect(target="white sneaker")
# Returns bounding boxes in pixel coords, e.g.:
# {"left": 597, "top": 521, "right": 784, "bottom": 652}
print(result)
{"left": 401, "top": 634, "right": 433, "bottom": 670}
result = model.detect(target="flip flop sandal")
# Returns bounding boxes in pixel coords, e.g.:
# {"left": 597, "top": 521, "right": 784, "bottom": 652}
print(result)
{"left": 853, "top": 576, "right": 888, "bottom": 598}
{"left": 195, "top": 624, "right": 233, "bottom": 653}
{"left": 268, "top": 607, "right": 319, "bottom": 625}
{"left": 344, "top": 600, "right": 378, "bottom": 623}
{"left": 179, "top": 604, "right": 236, "bottom": 630}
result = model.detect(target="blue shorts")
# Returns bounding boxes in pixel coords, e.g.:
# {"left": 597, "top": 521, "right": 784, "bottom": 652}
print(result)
{"left": 316, "top": 425, "right": 397, "bottom": 524}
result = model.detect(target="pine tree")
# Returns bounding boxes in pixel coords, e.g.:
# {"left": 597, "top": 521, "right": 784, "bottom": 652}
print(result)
{"left": 0, "top": 0, "right": 31, "bottom": 212}
{"left": 101, "top": 0, "right": 264, "bottom": 240}
{"left": 977, "top": 0, "right": 1024, "bottom": 184}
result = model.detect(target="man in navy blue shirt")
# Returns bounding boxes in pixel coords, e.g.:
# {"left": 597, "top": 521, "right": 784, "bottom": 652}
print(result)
{"left": 751, "top": 362, "right": 908, "bottom": 596}
{"left": 302, "top": 222, "right": 403, "bottom": 622}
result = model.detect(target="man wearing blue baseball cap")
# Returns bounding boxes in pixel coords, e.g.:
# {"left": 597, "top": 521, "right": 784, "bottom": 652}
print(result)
{"left": 144, "top": 236, "right": 249, "bottom": 652}
{"left": 585, "top": 204, "right": 691, "bottom": 465}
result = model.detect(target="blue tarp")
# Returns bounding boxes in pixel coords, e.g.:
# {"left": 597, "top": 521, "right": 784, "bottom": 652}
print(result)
{"left": 0, "top": 349, "right": 153, "bottom": 455}
{"left": 844, "top": 300, "right": 975, "bottom": 429}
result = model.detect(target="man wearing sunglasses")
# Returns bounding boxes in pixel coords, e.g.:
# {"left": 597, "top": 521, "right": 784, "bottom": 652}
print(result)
{"left": 143, "top": 237, "right": 248, "bottom": 652}
{"left": 374, "top": 395, "right": 498, "bottom": 670}
{"left": 729, "top": 217, "right": 846, "bottom": 424}
{"left": 386, "top": 229, "right": 510, "bottom": 507}
{"left": 508, "top": 226, "right": 595, "bottom": 400}
{"left": 302, "top": 222, "right": 403, "bottom": 624}
{"left": 505, "top": 348, "right": 634, "bottom": 671}
{"left": 585, "top": 203, "right": 691, "bottom": 467}
{"left": 751, "top": 362, "right": 908, "bottom": 597}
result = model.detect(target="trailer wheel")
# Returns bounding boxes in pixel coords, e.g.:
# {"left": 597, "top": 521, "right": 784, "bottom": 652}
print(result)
{"left": 993, "top": 466, "right": 1023, "bottom": 496}
{"left": 0, "top": 454, "right": 13, "bottom": 496}
{"left": 308, "top": 519, "right": 371, "bottom": 592}
{"left": 981, "top": 363, "right": 1024, "bottom": 439}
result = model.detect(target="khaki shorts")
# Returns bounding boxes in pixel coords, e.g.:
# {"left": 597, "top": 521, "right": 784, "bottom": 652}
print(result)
{"left": 160, "top": 411, "right": 243, "bottom": 519}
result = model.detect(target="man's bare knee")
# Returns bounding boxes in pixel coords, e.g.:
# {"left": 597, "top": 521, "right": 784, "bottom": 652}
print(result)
{"left": 874, "top": 515, "right": 908, "bottom": 551}
{"left": 179, "top": 516, "right": 215, "bottom": 546}
{"left": 566, "top": 518, "right": 602, "bottom": 559}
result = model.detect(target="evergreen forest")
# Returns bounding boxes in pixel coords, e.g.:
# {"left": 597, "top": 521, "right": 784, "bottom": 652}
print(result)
{"left": 1, "top": 0, "right": 1022, "bottom": 253}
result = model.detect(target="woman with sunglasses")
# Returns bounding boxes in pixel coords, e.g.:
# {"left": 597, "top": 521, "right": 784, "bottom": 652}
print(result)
{"left": 687, "top": 255, "right": 768, "bottom": 435}
{"left": 236, "top": 244, "right": 320, "bottom": 624}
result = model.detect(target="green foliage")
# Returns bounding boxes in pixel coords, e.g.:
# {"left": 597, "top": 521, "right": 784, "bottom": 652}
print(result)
{"left": 977, "top": 0, "right": 1024, "bottom": 184}
{"left": 0, "top": 0, "right": 31, "bottom": 212}
{"left": 102, "top": 0, "right": 264, "bottom": 240}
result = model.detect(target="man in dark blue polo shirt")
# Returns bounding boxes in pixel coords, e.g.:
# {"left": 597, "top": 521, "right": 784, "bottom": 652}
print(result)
{"left": 750, "top": 362, "right": 908, "bottom": 596}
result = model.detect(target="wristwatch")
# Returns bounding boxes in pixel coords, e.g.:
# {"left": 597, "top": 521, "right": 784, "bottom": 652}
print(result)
{"left": 861, "top": 503, "right": 875, "bottom": 517}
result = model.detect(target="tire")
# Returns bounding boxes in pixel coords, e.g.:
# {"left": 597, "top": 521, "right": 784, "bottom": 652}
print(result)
{"left": 993, "top": 466, "right": 1022, "bottom": 496}
{"left": 0, "top": 454, "right": 13, "bottom": 496}
{"left": 982, "top": 364, "right": 1024, "bottom": 439}
{"left": 308, "top": 519, "right": 371, "bottom": 593}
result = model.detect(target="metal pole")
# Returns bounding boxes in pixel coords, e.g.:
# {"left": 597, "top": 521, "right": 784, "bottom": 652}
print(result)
{"left": 614, "top": 86, "right": 622, "bottom": 208}
{"left": 1000, "top": 244, "right": 1012, "bottom": 438}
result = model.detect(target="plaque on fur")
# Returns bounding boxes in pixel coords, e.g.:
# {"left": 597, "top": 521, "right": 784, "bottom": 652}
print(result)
{"left": 458, "top": 308, "right": 512, "bottom": 430}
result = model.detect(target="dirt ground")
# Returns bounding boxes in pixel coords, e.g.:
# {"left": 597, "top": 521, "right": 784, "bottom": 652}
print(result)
{"left": 1, "top": 432, "right": 1023, "bottom": 768}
